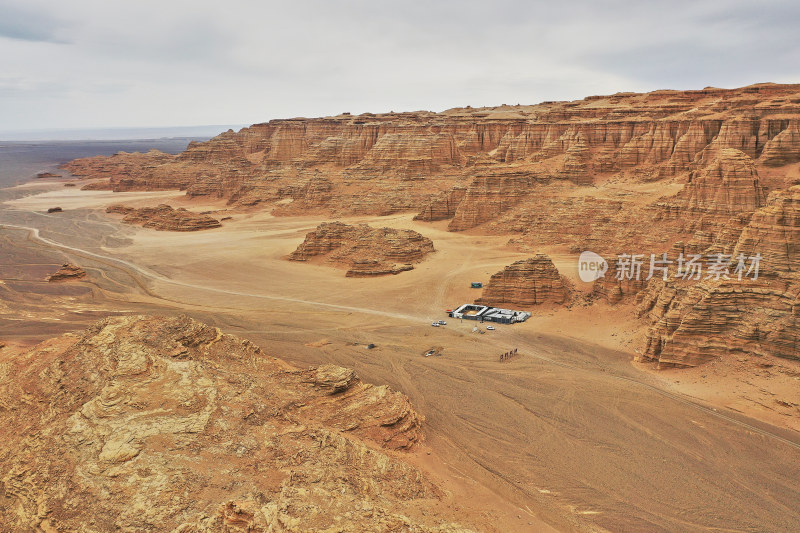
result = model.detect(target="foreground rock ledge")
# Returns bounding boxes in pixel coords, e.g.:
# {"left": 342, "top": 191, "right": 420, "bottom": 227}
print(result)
{"left": 0, "top": 315, "right": 474, "bottom": 532}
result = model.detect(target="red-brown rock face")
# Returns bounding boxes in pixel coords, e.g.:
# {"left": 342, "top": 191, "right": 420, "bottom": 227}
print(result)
{"left": 288, "top": 222, "right": 435, "bottom": 276}
{"left": 638, "top": 185, "right": 800, "bottom": 367}
{"left": 476, "top": 254, "right": 568, "bottom": 308}
{"left": 414, "top": 186, "right": 467, "bottom": 222}
{"left": 448, "top": 173, "right": 543, "bottom": 231}
{"left": 61, "top": 84, "right": 800, "bottom": 221}
{"left": 733, "top": 185, "right": 800, "bottom": 273}
{"left": 685, "top": 149, "right": 767, "bottom": 216}
{"left": 560, "top": 134, "right": 592, "bottom": 184}
{"left": 761, "top": 119, "right": 800, "bottom": 166}
{"left": 657, "top": 149, "right": 767, "bottom": 219}
{"left": 637, "top": 276, "right": 800, "bottom": 367}
{"left": 0, "top": 315, "right": 471, "bottom": 532}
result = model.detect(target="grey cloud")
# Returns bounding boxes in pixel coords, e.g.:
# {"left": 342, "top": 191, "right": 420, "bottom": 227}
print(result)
{"left": 0, "top": 2, "right": 68, "bottom": 43}
{"left": 0, "top": 0, "right": 798, "bottom": 131}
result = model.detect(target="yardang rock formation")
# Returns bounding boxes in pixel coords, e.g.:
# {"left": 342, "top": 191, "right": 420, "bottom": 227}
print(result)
{"left": 106, "top": 204, "right": 222, "bottom": 231}
{"left": 476, "top": 254, "right": 569, "bottom": 308}
{"left": 288, "top": 221, "right": 435, "bottom": 276}
{"left": 45, "top": 263, "right": 87, "bottom": 282}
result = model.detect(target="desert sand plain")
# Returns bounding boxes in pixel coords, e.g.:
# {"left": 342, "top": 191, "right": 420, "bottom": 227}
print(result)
{"left": 2, "top": 179, "right": 800, "bottom": 532}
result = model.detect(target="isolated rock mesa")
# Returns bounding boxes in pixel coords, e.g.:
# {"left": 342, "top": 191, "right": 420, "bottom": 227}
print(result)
{"left": 288, "top": 221, "right": 435, "bottom": 276}
{"left": 0, "top": 315, "right": 473, "bottom": 532}
{"left": 45, "top": 263, "right": 87, "bottom": 282}
{"left": 476, "top": 254, "right": 569, "bottom": 308}
{"left": 106, "top": 204, "right": 222, "bottom": 231}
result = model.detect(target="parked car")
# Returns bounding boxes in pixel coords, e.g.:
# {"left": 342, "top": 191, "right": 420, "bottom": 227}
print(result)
{"left": 431, "top": 322, "right": 440, "bottom": 327}
{"left": 486, "top": 325, "right": 495, "bottom": 330}
{"left": 438, "top": 320, "right": 447, "bottom": 325}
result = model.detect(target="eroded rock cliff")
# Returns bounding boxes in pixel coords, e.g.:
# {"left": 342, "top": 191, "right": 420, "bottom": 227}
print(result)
{"left": 61, "top": 84, "right": 800, "bottom": 224}
{"left": 638, "top": 186, "right": 800, "bottom": 366}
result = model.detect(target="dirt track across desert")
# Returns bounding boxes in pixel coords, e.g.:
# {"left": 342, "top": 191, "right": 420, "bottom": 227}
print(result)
{"left": 3, "top": 189, "right": 800, "bottom": 532}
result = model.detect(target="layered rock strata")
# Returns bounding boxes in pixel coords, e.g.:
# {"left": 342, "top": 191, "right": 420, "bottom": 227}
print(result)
{"left": 476, "top": 254, "right": 568, "bottom": 307}
{"left": 106, "top": 204, "right": 222, "bottom": 231}
{"left": 45, "top": 263, "right": 87, "bottom": 282}
{"left": 61, "top": 84, "right": 800, "bottom": 222}
{"left": 638, "top": 186, "right": 800, "bottom": 366}
{"left": 0, "top": 315, "right": 474, "bottom": 532}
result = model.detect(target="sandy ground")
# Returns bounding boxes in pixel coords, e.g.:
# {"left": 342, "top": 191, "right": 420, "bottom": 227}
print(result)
{"left": 3, "top": 185, "right": 800, "bottom": 532}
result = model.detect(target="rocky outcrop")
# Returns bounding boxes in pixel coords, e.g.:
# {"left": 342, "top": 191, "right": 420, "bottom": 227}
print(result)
{"left": 660, "top": 149, "right": 767, "bottom": 218}
{"left": 476, "top": 254, "right": 568, "bottom": 308}
{"left": 288, "top": 222, "right": 435, "bottom": 276}
{"left": 637, "top": 276, "right": 800, "bottom": 367}
{"left": 448, "top": 173, "right": 543, "bottom": 231}
{"left": 36, "top": 172, "right": 61, "bottom": 179}
{"left": 591, "top": 275, "right": 647, "bottom": 304}
{"left": 66, "top": 149, "right": 179, "bottom": 191}
{"left": 345, "top": 260, "right": 415, "bottom": 277}
{"left": 106, "top": 204, "right": 222, "bottom": 231}
{"left": 761, "top": 119, "right": 800, "bottom": 166}
{"left": 46, "top": 263, "right": 87, "bottom": 282}
{"left": 560, "top": 134, "right": 592, "bottom": 184}
{"left": 0, "top": 315, "right": 473, "bottom": 532}
{"left": 732, "top": 185, "right": 800, "bottom": 273}
{"left": 414, "top": 186, "right": 467, "bottom": 221}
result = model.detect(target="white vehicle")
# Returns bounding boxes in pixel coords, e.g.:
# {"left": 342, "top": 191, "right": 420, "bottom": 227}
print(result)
{"left": 431, "top": 322, "right": 440, "bottom": 327}
{"left": 486, "top": 325, "right": 495, "bottom": 330}
{"left": 438, "top": 320, "right": 447, "bottom": 325}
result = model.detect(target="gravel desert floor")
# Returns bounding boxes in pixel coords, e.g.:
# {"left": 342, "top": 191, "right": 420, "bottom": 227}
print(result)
{"left": 3, "top": 182, "right": 800, "bottom": 532}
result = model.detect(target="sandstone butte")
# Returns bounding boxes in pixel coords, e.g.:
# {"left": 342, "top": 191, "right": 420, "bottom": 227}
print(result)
{"left": 45, "top": 263, "right": 87, "bottom": 282}
{"left": 288, "top": 221, "right": 435, "bottom": 276}
{"left": 61, "top": 83, "right": 800, "bottom": 367}
{"left": 106, "top": 204, "right": 222, "bottom": 231}
{"left": 476, "top": 254, "right": 569, "bottom": 308}
{"left": 0, "top": 315, "right": 479, "bottom": 532}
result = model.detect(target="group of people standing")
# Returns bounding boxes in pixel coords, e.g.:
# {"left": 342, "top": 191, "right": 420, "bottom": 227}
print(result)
{"left": 499, "top": 347, "right": 518, "bottom": 362}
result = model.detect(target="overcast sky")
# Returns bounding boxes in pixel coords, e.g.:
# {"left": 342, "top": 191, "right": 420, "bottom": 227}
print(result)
{"left": 1, "top": 0, "right": 798, "bottom": 133}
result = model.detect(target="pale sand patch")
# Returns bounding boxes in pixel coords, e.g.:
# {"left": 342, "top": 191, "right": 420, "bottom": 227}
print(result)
{"left": 5, "top": 188, "right": 185, "bottom": 211}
